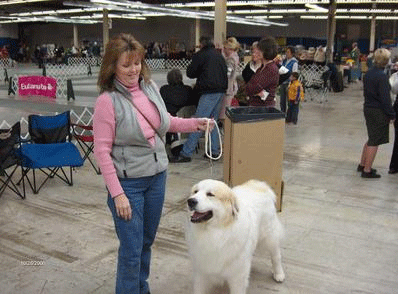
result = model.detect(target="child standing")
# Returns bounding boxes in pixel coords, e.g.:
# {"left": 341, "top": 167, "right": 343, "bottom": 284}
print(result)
{"left": 286, "top": 72, "right": 304, "bottom": 124}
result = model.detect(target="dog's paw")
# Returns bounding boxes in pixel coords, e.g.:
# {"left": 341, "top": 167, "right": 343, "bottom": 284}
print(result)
{"left": 272, "top": 271, "right": 285, "bottom": 283}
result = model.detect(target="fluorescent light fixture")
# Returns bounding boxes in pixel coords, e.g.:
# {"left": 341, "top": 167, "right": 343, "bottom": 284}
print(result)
{"left": 300, "top": 15, "right": 328, "bottom": 19}
{"left": 247, "top": 15, "right": 284, "bottom": 19}
{"left": 376, "top": 16, "right": 398, "bottom": 19}
{"left": 0, "top": 16, "right": 99, "bottom": 24}
{"left": 305, "top": 3, "right": 329, "bottom": 12}
{"left": 0, "top": 0, "right": 51, "bottom": 5}
{"left": 89, "top": 0, "right": 288, "bottom": 27}
{"left": 166, "top": 0, "right": 398, "bottom": 7}
{"left": 72, "top": 13, "right": 146, "bottom": 20}
{"left": 10, "top": 7, "right": 103, "bottom": 17}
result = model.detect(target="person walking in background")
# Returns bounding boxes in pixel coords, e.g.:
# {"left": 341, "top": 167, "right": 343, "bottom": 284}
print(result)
{"left": 245, "top": 36, "right": 279, "bottom": 107}
{"left": 350, "top": 42, "right": 361, "bottom": 81}
{"left": 219, "top": 37, "right": 240, "bottom": 126}
{"left": 279, "top": 46, "right": 298, "bottom": 113}
{"left": 93, "top": 33, "right": 214, "bottom": 294}
{"left": 170, "top": 36, "right": 227, "bottom": 162}
{"left": 286, "top": 72, "right": 304, "bottom": 125}
{"left": 358, "top": 48, "right": 395, "bottom": 179}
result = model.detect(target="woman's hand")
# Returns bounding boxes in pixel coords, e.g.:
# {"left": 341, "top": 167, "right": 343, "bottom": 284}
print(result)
{"left": 114, "top": 193, "right": 132, "bottom": 221}
{"left": 197, "top": 118, "right": 215, "bottom": 132}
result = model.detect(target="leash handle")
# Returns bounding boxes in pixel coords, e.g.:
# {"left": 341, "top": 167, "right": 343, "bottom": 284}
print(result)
{"left": 204, "top": 119, "right": 222, "bottom": 161}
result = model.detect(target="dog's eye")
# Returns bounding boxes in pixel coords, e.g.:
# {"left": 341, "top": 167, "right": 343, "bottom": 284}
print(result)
{"left": 193, "top": 190, "right": 198, "bottom": 194}
{"left": 206, "top": 192, "right": 215, "bottom": 197}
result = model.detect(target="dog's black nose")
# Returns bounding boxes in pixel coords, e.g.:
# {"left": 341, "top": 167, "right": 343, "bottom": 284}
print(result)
{"left": 187, "top": 198, "right": 198, "bottom": 210}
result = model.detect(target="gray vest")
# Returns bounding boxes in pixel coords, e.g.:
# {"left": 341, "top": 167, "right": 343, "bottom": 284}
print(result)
{"left": 109, "top": 79, "right": 170, "bottom": 178}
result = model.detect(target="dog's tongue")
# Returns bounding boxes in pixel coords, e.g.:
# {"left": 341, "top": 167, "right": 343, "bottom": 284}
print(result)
{"left": 191, "top": 211, "right": 213, "bottom": 223}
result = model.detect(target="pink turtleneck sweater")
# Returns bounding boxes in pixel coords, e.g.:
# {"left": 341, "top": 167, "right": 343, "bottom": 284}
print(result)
{"left": 93, "top": 82, "right": 200, "bottom": 197}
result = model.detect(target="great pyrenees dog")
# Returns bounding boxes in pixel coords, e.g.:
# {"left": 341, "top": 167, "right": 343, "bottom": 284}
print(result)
{"left": 185, "top": 179, "right": 285, "bottom": 294}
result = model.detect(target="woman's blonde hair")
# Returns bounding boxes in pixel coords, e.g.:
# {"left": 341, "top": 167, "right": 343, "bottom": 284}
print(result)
{"left": 223, "top": 37, "right": 240, "bottom": 51}
{"left": 97, "top": 33, "right": 150, "bottom": 93}
{"left": 373, "top": 48, "right": 391, "bottom": 68}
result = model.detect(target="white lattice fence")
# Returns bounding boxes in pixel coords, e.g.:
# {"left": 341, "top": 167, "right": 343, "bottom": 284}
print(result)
{"left": 0, "top": 107, "right": 94, "bottom": 139}
{"left": 63, "top": 57, "right": 246, "bottom": 73}
{"left": 0, "top": 58, "right": 13, "bottom": 68}
{"left": 145, "top": 58, "right": 246, "bottom": 73}
{"left": 68, "top": 57, "right": 102, "bottom": 67}
{"left": 45, "top": 64, "right": 94, "bottom": 99}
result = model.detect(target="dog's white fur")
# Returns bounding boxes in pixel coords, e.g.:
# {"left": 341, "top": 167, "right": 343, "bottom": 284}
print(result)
{"left": 185, "top": 179, "right": 285, "bottom": 294}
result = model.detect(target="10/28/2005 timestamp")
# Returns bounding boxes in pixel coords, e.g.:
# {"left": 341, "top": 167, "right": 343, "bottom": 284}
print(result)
{"left": 20, "top": 260, "right": 45, "bottom": 266}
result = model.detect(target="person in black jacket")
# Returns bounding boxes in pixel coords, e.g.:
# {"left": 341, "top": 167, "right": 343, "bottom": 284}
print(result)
{"left": 358, "top": 48, "right": 396, "bottom": 178}
{"left": 170, "top": 36, "right": 228, "bottom": 162}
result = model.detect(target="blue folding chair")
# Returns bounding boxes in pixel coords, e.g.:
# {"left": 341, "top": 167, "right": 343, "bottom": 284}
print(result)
{"left": 19, "top": 111, "right": 84, "bottom": 194}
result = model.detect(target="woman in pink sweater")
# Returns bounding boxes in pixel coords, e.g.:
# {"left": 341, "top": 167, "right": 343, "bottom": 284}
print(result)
{"left": 93, "top": 33, "right": 213, "bottom": 294}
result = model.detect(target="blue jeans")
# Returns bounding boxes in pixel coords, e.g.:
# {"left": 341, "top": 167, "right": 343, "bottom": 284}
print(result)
{"left": 107, "top": 171, "right": 167, "bottom": 294}
{"left": 180, "top": 92, "right": 224, "bottom": 157}
{"left": 286, "top": 101, "right": 299, "bottom": 124}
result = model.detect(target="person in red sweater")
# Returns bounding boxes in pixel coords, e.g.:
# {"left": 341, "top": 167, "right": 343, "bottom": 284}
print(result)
{"left": 245, "top": 36, "right": 279, "bottom": 107}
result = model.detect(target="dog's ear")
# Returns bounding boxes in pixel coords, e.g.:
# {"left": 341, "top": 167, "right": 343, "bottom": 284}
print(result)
{"left": 222, "top": 190, "right": 239, "bottom": 226}
{"left": 231, "top": 197, "right": 239, "bottom": 218}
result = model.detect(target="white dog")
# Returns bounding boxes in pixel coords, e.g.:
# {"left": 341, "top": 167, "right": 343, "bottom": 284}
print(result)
{"left": 185, "top": 179, "right": 285, "bottom": 294}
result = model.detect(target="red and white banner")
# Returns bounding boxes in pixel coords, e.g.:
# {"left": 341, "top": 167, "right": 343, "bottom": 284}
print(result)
{"left": 18, "top": 76, "right": 57, "bottom": 98}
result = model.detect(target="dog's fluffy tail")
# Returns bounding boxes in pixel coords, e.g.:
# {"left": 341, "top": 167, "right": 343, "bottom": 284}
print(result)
{"left": 242, "top": 179, "right": 277, "bottom": 204}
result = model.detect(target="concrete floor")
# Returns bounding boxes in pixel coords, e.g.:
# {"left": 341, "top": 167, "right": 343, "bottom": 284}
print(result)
{"left": 1, "top": 64, "right": 398, "bottom": 294}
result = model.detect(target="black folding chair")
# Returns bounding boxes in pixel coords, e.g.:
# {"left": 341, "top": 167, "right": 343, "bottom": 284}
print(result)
{"left": 19, "top": 111, "right": 84, "bottom": 194}
{"left": 72, "top": 123, "right": 100, "bottom": 174}
{"left": 0, "top": 122, "right": 25, "bottom": 199}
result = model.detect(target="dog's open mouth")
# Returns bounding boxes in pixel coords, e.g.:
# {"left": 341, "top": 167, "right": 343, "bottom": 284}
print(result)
{"left": 191, "top": 211, "right": 213, "bottom": 223}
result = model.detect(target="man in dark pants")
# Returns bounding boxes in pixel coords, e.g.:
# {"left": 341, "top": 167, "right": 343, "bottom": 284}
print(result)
{"left": 170, "top": 36, "right": 228, "bottom": 162}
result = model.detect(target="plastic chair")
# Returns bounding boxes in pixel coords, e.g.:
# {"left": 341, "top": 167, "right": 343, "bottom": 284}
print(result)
{"left": 19, "top": 111, "right": 84, "bottom": 194}
{"left": 72, "top": 123, "right": 100, "bottom": 174}
{"left": 0, "top": 122, "right": 25, "bottom": 199}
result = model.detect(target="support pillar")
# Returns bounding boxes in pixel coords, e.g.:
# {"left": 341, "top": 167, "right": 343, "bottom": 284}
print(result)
{"left": 103, "top": 9, "right": 109, "bottom": 49}
{"left": 214, "top": 0, "right": 227, "bottom": 49}
{"left": 369, "top": 15, "right": 376, "bottom": 53}
{"left": 325, "top": 0, "right": 336, "bottom": 64}
{"left": 73, "top": 24, "right": 79, "bottom": 50}
{"left": 195, "top": 16, "right": 200, "bottom": 52}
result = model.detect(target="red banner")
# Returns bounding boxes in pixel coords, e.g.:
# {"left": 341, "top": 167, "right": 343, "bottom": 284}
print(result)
{"left": 18, "top": 76, "right": 57, "bottom": 98}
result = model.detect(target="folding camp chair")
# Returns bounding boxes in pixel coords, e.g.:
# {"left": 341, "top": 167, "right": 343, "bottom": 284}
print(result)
{"left": 0, "top": 122, "right": 25, "bottom": 199}
{"left": 71, "top": 123, "right": 100, "bottom": 174}
{"left": 19, "top": 111, "right": 84, "bottom": 194}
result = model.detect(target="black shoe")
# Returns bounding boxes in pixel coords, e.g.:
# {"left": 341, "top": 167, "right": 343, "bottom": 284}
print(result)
{"left": 203, "top": 153, "right": 221, "bottom": 160}
{"left": 388, "top": 168, "right": 398, "bottom": 174}
{"left": 357, "top": 164, "right": 377, "bottom": 173}
{"left": 361, "top": 170, "right": 381, "bottom": 178}
{"left": 169, "top": 154, "right": 191, "bottom": 163}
